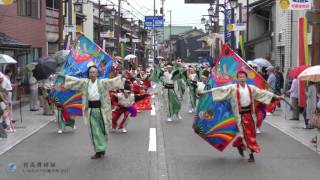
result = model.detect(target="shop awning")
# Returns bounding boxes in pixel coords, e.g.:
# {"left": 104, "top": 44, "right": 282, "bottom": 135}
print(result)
{"left": 0, "top": 32, "right": 31, "bottom": 49}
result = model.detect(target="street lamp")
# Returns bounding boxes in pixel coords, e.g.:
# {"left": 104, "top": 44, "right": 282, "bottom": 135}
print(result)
{"left": 208, "top": 4, "right": 215, "bottom": 16}
{"left": 229, "top": 0, "right": 238, "bottom": 9}
{"left": 205, "top": 22, "right": 210, "bottom": 31}
{"left": 201, "top": 16, "right": 206, "bottom": 24}
{"left": 110, "top": 6, "right": 116, "bottom": 16}
{"left": 212, "top": 15, "right": 219, "bottom": 23}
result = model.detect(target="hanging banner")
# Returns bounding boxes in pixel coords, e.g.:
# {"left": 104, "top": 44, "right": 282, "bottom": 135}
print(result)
{"left": 279, "top": 0, "right": 312, "bottom": 10}
{"left": 0, "top": 0, "right": 13, "bottom": 5}
{"left": 298, "top": 17, "right": 307, "bottom": 108}
{"left": 224, "top": 9, "right": 232, "bottom": 45}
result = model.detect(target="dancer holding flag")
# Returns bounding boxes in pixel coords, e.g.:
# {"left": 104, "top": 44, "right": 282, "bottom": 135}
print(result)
{"left": 203, "top": 71, "right": 283, "bottom": 162}
{"left": 59, "top": 62, "right": 123, "bottom": 159}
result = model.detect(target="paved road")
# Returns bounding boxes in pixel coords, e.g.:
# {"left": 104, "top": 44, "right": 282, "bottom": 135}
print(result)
{"left": 0, "top": 110, "right": 155, "bottom": 180}
{"left": 1, "top": 94, "right": 320, "bottom": 180}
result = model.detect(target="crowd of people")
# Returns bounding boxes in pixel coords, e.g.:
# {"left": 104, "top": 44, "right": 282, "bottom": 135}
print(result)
{"left": 1, "top": 54, "right": 319, "bottom": 162}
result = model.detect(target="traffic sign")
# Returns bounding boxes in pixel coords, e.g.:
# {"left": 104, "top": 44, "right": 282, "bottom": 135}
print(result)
{"left": 144, "top": 16, "right": 164, "bottom": 29}
{"left": 100, "top": 31, "right": 114, "bottom": 38}
{"left": 64, "top": 25, "right": 76, "bottom": 33}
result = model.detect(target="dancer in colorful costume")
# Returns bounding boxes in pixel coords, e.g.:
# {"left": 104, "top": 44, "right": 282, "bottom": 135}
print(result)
{"left": 203, "top": 71, "right": 282, "bottom": 162}
{"left": 160, "top": 63, "right": 182, "bottom": 122}
{"left": 59, "top": 62, "right": 122, "bottom": 159}
{"left": 187, "top": 66, "right": 199, "bottom": 113}
{"left": 111, "top": 87, "right": 136, "bottom": 133}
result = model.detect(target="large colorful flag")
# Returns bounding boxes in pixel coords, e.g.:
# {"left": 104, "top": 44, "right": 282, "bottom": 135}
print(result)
{"left": 193, "top": 44, "right": 270, "bottom": 152}
{"left": 193, "top": 73, "right": 238, "bottom": 152}
{"left": 216, "top": 45, "right": 268, "bottom": 89}
{"left": 61, "top": 34, "right": 113, "bottom": 78}
{"left": 53, "top": 34, "right": 114, "bottom": 116}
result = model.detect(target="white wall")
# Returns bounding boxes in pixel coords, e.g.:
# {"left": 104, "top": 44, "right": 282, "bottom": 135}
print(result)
{"left": 83, "top": 3, "right": 94, "bottom": 40}
{"left": 274, "top": 3, "right": 292, "bottom": 72}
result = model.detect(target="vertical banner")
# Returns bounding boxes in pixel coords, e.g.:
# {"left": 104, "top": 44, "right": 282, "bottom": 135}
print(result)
{"left": 298, "top": 17, "right": 306, "bottom": 107}
{"left": 121, "top": 43, "right": 125, "bottom": 58}
{"left": 303, "top": 16, "right": 309, "bottom": 65}
{"left": 239, "top": 31, "right": 246, "bottom": 58}
{"left": 225, "top": 9, "right": 232, "bottom": 45}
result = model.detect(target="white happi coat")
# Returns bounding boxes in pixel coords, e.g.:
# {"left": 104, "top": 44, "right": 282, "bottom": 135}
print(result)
{"left": 64, "top": 75, "right": 122, "bottom": 129}
{"left": 210, "top": 84, "right": 276, "bottom": 137}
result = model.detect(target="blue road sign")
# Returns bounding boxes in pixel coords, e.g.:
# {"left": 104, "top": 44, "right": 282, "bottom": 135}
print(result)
{"left": 144, "top": 16, "right": 164, "bottom": 29}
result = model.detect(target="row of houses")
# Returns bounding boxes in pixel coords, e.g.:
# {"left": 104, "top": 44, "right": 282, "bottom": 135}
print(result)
{"left": 158, "top": 0, "right": 317, "bottom": 72}
{"left": 239, "top": 0, "right": 315, "bottom": 72}
{"left": 0, "top": 0, "right": 151, "bottom": 72}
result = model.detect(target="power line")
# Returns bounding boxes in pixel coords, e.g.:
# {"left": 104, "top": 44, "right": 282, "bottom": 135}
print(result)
{"left": 128, "top": 0, "right": 152, "bottom": 14}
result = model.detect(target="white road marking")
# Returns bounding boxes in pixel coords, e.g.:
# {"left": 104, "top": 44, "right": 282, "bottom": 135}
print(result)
{"left": 148, "top": 128, "right": 157, "bottom": 152}
{"left": 151, "top": 105, "right": 156, "bottom": 116}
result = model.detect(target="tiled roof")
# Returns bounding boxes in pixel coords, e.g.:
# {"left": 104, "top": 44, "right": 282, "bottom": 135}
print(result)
{"left": 0, "top": 32, "right": 31, "bottom": 49}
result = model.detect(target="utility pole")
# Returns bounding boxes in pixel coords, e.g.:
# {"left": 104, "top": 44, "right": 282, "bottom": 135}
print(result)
{"left": 68, "top": 0, "right": 73, "bottom": 41}
{"left": 169, "top": 10, "right": 172, "bottom": 60}
{"left": 153, "top": 0, "right": 156, "bottom": 63}
{"left": 169, "top": 10, "right": 172, "bottom": 39}
{"left": 311, "top": 1, "right": 320, "bottom": 65}
{"left": 98, "top": 0, "right": 101, "bottom": 45}
{"left": 246, "top": 0, "right": 249, "bottom": 42}
{"left": 58, "top": 0, "right": 64, "bottom": 50}
{"left": 161, "top": 0, "right": 165, "bottom": 43}
{"left": 116, "top": 0, "right": 121, "bottom": 56}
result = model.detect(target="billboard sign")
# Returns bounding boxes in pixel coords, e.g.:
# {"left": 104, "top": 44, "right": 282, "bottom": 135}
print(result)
{"left": 279, "top": 0, "right": 311, "bottom": 10}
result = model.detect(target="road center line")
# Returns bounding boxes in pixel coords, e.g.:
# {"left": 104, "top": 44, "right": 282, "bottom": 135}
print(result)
{"left": 148, "top": 128, "right": 157, "bottom": 152}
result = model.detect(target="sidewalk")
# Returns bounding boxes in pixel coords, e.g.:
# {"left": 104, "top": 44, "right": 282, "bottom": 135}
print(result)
{"left": 265, "top": 100, "right": 320, "bottom": 154}
{"left": 0, "top": 98, "right": 55, "bottom": 156}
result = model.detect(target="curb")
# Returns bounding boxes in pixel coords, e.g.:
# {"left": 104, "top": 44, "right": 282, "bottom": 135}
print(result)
{"left": 0, "top": 118, "right": 55, "bottom": 156}
{"left": 265, "top": 120, "right": 320, "bottom": 154}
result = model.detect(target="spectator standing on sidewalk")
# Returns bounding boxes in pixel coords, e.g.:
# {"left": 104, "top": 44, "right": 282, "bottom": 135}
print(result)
{"left": 266, "top": 66, "right": 276, "bottom": 115}
{"left": 284, "top": 68, "right": 293, "bottom": 94}
{"left": 287, "top": 78, "right": 299, "bottom": 120}
{"left": 304, "top": 82, "right": 318, "bottom": 129}
{"left": 0, "top": 75, "right": 14, "bottom": 133}
{"left": 39, "top": 79, "right": 53, "bottom": 116}
{"left": 1, "top": 69, "right": 14, "bottom": 127}
{"left": 275, "top": 66, "right": 284, "bottom": 96}
{"left": 29, "top": 73, "right": 39, "bottom": 111}
{"left": 266, "top": 66, "right": 276, "bottom": 93}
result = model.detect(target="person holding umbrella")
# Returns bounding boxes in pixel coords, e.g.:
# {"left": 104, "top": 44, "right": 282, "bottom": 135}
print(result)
{"left": 59, "top": 61, "right": 123, "bottom": 159}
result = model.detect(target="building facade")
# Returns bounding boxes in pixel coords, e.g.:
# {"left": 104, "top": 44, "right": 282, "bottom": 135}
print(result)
{"left": 0, "top": 0, "right": 47, "bottom": 65}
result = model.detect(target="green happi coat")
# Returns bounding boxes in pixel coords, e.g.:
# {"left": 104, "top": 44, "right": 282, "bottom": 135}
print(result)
{"left": 187, "top": 73, "right": 198, "bottom": 109}
{"left": 160, "top": 71, "right": 181, "bottom": 117}
{"left": 173, "top": 64, "right": 187, "bottom": 99}
{"left": 64, "top": 75, "right": 122, "bottom": 153}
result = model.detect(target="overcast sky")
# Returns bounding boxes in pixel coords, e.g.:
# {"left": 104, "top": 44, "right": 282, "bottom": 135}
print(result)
{"left": 100, "top": 0, "right": 209, "bottom": 28}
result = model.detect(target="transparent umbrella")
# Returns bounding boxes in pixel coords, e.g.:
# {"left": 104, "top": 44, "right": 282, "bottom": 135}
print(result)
{"left": 53, "top": 50, "right": 70, "bottom": 64}
{"left": 252, "top": 58, "right": 272, "bottom": 67}
{"left": 124, "top": 54, "right": 136, "bottom": 60}
{"left": 0, "top": 54, "right": 17, "bottom": 64}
